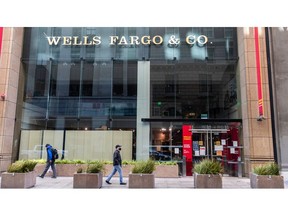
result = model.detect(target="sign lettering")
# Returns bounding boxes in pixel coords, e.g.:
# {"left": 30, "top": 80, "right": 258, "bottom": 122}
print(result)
{"left": 44, "top": 34, "right": 208, "bottom": 47}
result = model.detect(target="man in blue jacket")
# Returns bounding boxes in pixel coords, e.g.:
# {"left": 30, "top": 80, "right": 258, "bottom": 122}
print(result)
{"left": 105, "top": 144, "right": 126, "bottom": 185}
{"left": 38, "top": 144, "right": 57, "bottom": 178}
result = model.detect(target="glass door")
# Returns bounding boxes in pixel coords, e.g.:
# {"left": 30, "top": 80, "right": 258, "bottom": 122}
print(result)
{"left": 192, "top": 126, "right": 242, "bottom": 176}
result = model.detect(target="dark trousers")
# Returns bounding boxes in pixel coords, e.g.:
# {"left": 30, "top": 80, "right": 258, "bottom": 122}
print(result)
{"left": 40, "top": 161, "right": 57, "bottom": 177}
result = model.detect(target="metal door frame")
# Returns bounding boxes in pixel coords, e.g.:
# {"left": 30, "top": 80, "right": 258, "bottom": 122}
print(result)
{"left": 191, "top": 128, "right": 229, "bottom": 159}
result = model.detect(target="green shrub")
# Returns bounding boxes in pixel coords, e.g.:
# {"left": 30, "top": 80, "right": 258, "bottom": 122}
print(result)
{"left": 86, "top": 161, "right": 104, "bottom": 173}
{"left": 132, "top": 160, "right": 155, "bottom": 174}
{"left": 253, "top": 163, "right": 280, "bottom": 175}
{"left": 155, "top": 161, "right": 178, "bottom": 165}
{"left": 33, "top": 159, "right": 46, "bottom": 164}
{"left": 7, "top": 160, "right": 38, "bottom": 173}
{"left": 76, "top": 167, "right": 83, "bottom": 173}
{"left": 122, "top": 160, "right": 137, "bottom": 165}
{"left": 55, "top": 159, "right": 86, "bottom": 164}
{"left": 103, "top": 160, "right": 113, "bottom": 165}
{"left": 193, "top": 159, "right": 223, "bottom": 174}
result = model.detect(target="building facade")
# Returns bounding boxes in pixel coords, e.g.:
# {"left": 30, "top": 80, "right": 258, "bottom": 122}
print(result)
{"left": 0, "top": 27, "right": 285, "bottom": 176}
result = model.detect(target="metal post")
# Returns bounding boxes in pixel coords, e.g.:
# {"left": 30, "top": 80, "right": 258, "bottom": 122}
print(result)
{"left": 237, "top": 156, "right": 242, "bottom": 177}
{"left": 182, "top": 156, "right": 187, "bottom": 177}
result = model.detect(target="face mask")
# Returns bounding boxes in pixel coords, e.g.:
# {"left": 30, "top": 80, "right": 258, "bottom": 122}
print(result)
{"left": 118, "top": 148, "right": 122, "bottom": 151}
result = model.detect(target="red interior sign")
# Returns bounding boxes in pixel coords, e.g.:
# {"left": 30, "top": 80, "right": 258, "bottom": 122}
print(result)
{"left": 182, "top": 125, "right": 192, "bottom": 161}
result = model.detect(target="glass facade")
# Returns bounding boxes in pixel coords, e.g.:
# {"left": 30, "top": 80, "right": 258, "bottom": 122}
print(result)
{"left": 21, "top": 27, "right": 238, "bottom": 129}
{"left": 19, "top": 27, "right": 240, "bottom": 168}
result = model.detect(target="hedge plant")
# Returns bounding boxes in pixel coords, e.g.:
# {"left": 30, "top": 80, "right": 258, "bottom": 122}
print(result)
{"left": 132, "top": 160, "right": 156, "bottom": 174}
{"left": 28, "top": 159, "right": 177, "bottom": 166}
{"left": 86, "top": 161, "right": 105, "bottom": 173}
{"left": 253, "top": 163, "right": 280, "bottom": 175}
{"left": 193, "top": 159, "right": 223, "bottom": 174}
{"left": 7, "top": 160, "right": 38, "bottom": 173}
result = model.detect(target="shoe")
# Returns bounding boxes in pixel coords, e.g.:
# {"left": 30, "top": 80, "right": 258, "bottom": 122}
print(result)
{"left": 120, "top": 182, "right": 127, "bottom": 185}
{"left": 38, "top": 175, "right": 44, "bottom": 178}
{"left": 51, "top": 176, "right": 57, "bottom": 178}
{"left": 105, "top": 180, "right": 112, "bottom": 184}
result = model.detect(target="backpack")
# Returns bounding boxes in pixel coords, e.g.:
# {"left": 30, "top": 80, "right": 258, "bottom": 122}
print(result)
{"left": 52, "top": 148, "right": 59, "bottom": 160}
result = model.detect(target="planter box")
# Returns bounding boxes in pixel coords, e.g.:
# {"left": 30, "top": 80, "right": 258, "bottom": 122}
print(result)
{"left": 154, "top": 165, "right": 178, "bottom": 178}
{"left": 73, "top": 172, "right": 103, "bottom": 188}
{"left": 56, "top": 164, "right": 87, "bottom": 177}
{"left": 35, "top": 163, "right": 178, "bottom": 178}
{"left": 250, "top": 173, "right": 284, "bottom": 188}
{"left": 104, "top": 164, "right": 132, "bottom": 177}
{"left": 35, "top": 164, "right": 87, "bottom": 177}
{"left": 128, "top": 173, "right": 155, "bottom": 188}
{"left": 194, "top": 172, "right": 222, "bottom": 188}
{"left": 1, "top": 171, "right": 37, "bottom": 188}
{"left": 34, "top": 164, "right": 51, "bottom": 176}
{"left": 104, "top": 164, "right": 178, "bottom": 178}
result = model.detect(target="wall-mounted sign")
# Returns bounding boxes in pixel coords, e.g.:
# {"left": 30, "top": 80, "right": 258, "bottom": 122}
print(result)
{"left": 44, "top": 33, "right": 208, "bottom": 47}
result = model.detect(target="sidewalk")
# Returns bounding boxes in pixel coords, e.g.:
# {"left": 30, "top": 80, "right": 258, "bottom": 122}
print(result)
{"left": 0, "top": 176, "right": 251, "bottom": 189}
{"left": 1, "top": 173, "right": 288, "bottom": 189}
{"left": 24, "top": 171, "right": 288, "bottom": 189}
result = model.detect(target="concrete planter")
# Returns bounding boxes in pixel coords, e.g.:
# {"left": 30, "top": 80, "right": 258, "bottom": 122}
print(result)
{"left": 154, "top": 165, "right": 179, "bottom": 178}
{"left": 194, "top": 172, "right": 222, "bottom": 188}
{"left": 34, "top": 164, "right": 52, "bottom": 176}
{"left": 73, "top": 172, "right": 103, "bottom": 188}
{"left": 56, "top": 164, "right": 87, "bottom": 176}
{"left": 105, "top": 164, "right": 178, "bottom": 178}
{"left": 1, "top": 171, "right": 37, "bottom": 188}
{"left": 35, "top": 163, "right": 178, "bottom": 178}
{"left": 250, "top": 173, "right": 284, "bottom": 188}
{"left": 35, "top": 164, "right": 87, "bottom": 177}
{"left": 104, "top": 164, "right": 133, "bottom": 177}
{"left": 128, "top": 173, "right": 155, "bottom": 188}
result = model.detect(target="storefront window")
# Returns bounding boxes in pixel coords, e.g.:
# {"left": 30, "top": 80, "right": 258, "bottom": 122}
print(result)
{"left": 19, "top": 27, "right": 239, "bottom": 164}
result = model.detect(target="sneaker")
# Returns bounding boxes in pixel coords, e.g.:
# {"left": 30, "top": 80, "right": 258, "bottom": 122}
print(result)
{"left": 51, "top": 176, "right": 57, "bottom": 178}
{"left": 105, "top": 180, "right": 112, "bottom": 184}
{"left": 120, "top": 182, "right": 127, "bottom": 185}
{"left": 38, "top": 175, "right": 44, "bottom": 178}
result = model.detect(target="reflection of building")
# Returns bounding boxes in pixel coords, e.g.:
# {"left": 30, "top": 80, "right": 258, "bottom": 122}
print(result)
{"left": 0, "top": 27, "right": 287, "bottom": 176}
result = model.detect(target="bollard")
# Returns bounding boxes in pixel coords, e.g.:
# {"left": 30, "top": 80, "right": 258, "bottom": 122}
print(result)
{"left": 237, "top": 156, "right": 242, "bottom": 177}
{"left": 182, "top": 156, "right": 187, "bottom": 177}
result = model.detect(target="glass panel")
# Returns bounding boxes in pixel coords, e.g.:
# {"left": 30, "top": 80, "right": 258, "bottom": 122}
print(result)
{"left": 150, "top": 122, "right": 173, "bottom": 161}
{"left": 151, "top": 59, "right": 238, "bottom": 119}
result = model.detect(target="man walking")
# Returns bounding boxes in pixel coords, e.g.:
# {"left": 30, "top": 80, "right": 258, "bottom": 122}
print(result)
{"left": 105, "top": 144, "right": 126, "bottom": 185}
{"left": 38, "top": 144, "right": 57, "bottom": 178}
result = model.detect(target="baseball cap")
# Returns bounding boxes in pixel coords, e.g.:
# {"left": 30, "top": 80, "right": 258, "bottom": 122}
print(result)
{"left": 45, "top": 144, "right": 51, "bottom": 147}
{"left": 115, "top": 144, "right": 122, "bottom": 148}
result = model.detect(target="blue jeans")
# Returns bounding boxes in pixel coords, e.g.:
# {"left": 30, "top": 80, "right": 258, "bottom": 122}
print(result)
{"left": 40, "top": 161, "right": 57, "bottom": 177}
{"left": 106, "top": 165, "right": 123, "bottom": 183}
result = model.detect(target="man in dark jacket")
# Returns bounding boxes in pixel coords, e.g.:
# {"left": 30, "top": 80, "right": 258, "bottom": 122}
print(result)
{"left": 105, "top": 144, "right": 126, "bottom": 185}
{"left": 38, "top": 144, "right": 57, "bottom": 178}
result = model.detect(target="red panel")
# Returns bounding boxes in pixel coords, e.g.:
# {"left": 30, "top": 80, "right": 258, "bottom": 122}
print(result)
{"left": 182, "top": 125, "right": 192, "bottom": 160}
{"left": 254, "top": 27, "right": 264, "bottom": 117}
{"left": 182, "top": 125, "right": 192, "bottom": 176}
{"left": 0, "top": 27, "right": 3, "bottom": 57}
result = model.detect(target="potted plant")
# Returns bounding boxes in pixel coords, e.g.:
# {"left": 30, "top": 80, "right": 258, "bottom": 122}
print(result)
{"left": 1, "top": 160, "right": 38, "bottom": 188}
{"left": 128, "top": 160, "right": 156, "bottom": 188}
{"left": 250, "top": 162, "right": 284, "bottom": 188}
{"left": 73, "top": 161, "right": 105, "bottom": 188}
{"left": 193, "top": 159, "right": 223, "bottom": 188}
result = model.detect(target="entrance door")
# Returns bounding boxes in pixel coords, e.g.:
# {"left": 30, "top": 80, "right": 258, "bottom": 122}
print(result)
{"left": 192, "top": 128, "right": 229, "bottom": 161}
{"left": 192, "top": 127, "right": 242, "bottom": 176}
{"left": 149, "top": 122, "right": 242, "bottom": 176}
